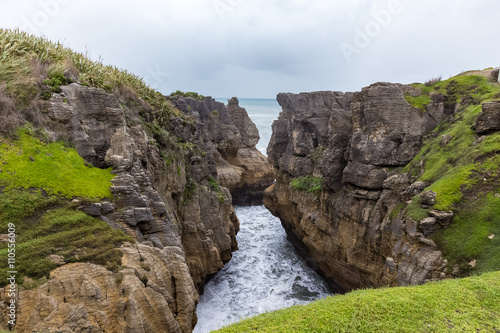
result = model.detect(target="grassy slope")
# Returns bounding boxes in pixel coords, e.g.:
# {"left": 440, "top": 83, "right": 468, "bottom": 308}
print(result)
{"left": 0, "top": 126, "right": 114, "bottom": 199}
{"left": 0, "top": 29, "right": 178, "bottom": 116}
{"left": 215, "top": 271, "right": 500, "bottom": 333}
{"left": 0, "top": 128, "right": 133, "bottom": 287}
{"left": 401, "top": 74, "right": 500, "bottom": 275}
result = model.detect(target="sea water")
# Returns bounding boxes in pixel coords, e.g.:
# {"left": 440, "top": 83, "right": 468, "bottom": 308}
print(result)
{"left": 193, "top": 99, "right": 331, "bottom": 333}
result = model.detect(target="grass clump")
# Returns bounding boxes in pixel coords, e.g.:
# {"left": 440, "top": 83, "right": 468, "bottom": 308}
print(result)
{"left": 404, "top": 198, "right": 428, "bottom": 222}
{"left": 0, "top": 127, "right": 114, "bottom": 200}
{"left": 404, "top": 94, "right": 431, "bottom": 112}
{"left": 290, "top": 176, "right": 322, "bottom": 193}
{"left": 215, "top": 271, "right": 500, "bottom": 333}
{"left": 0, "top": 189, "right": 133, "bottom": 286}
{"left": 41, "top": 70, "right": 69, "bottom": 99}
{"left": 208, "top": 175, "right": 224, "bottom": 203}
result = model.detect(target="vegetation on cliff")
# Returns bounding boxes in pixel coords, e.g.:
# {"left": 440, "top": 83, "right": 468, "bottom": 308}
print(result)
{"left": 216, "top": 271, "right": 500, "bottom": 333}
{"left": 0, "top": 125, "right": 132, "bottom": 287}
{"left": 290, "top": 175, "right": 323, "bottom": 193}
{"left": 402, "top": 73, "right": 500, "bottom": 276}
{"left": 0, "top": 125, "right": 114, "bottom": 199}
{"left": 0, "top": 194, "right": 133, "bottom": 287}
{"left": 0, "top": 30, "right": 168, "bottom": 288}
{"left": 0, "top": 28, "right": 178, "bottom": 115}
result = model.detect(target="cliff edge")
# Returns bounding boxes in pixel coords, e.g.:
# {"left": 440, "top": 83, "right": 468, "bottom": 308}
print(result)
{"left": 265, "top": 69, "right": 500, "bottom": 292}
{"left": 0, "top": 30, "right": 272, "bottom": 332}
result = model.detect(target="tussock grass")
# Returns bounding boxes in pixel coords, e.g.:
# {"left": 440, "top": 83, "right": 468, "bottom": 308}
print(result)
{"left": 215, "top": 271, "right": 500, "bottom": 333}
{"left": 0, "top": 28, "right": 178, "bottom": 117}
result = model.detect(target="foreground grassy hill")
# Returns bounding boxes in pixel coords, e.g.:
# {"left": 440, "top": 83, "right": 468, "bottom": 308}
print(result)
{"left": 215, "top": 271, "right": 500, "bottom": 333}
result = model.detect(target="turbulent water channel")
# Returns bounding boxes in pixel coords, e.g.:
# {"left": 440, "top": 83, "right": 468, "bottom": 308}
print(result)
{"left": 193, "top": 205, "right": 332, "bottom": 332}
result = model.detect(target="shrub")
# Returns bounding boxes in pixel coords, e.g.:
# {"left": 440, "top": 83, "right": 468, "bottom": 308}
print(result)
{"left": 169, "top": 90, "right": 205, "bottom": 100}
{"left": 425, "top": 76, "right": 442, "bottom": 86}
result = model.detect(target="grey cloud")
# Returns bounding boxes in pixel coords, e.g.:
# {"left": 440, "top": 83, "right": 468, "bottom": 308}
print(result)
{"left": 0, "top": 0, "right": 498, "bottom": 98}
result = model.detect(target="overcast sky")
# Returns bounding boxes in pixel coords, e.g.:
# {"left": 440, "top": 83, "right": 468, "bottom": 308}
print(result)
{"left": 1, "top": 0, "right": 498, "bottom": 98}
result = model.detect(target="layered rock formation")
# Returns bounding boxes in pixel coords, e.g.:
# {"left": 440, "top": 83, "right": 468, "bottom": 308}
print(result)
{"left": 265, "top": 85, "right": 452, "bottom": 292}
{"left": 171, "top": 96, "right": 274, "bottom": 205}
{"left": 1, "top": 84, "right": 271, "bottom": 332}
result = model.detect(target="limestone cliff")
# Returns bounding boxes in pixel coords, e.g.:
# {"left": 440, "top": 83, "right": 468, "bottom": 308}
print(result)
{"left": 170, "top": 96, "right": 274, "bottom": 206}
{"left": 0, "top": 82, "right": 270, "bottom": 331}
{"left": 265, "top": 71, "right": 500, "bottom": 292}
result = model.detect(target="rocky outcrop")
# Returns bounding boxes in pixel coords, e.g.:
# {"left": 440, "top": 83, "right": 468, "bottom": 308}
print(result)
{"left": 3, "top": 84, "right": 269, "bottom": 332}
{"left": 476, "top": 100, "right": 500, "bottom": 134}
{"left": 265, "top": 84, "right": 451, "bottom": 293}
{"left": 16, "top": 244, "right": 198, "bottom": 333}
{"left": 171, "top": 96, "right": 274, "bottom": 205}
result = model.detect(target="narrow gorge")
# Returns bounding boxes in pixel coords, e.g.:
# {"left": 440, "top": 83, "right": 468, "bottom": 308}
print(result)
{"left": 1, "top": 31, "right": 499, "bottom": 333}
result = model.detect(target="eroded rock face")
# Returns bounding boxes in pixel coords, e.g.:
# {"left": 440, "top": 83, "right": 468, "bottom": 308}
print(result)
{"left": 268, "top": 91, "right": 353, "bottom": 191}
{"left": 3, "top": 84, "right": 270, "bottom": 332}
{"left": 15, "top": 244, "right": 198, "bottom": 333}
{"left": 171, "top": 96, "right": 274, "bottom": 205}
{"left": 265, "top": 83, "right": 450, "bottom": 293}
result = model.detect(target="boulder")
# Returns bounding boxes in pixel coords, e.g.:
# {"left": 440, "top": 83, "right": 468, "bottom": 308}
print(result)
{"left": 420, "top": 191, "right": 436, "bottom": 207}
{"left": 419, "top": 217, "right": 440, "bottom": 236}
{"left": 476, "top": 100, "right": 500, "bottom": 134}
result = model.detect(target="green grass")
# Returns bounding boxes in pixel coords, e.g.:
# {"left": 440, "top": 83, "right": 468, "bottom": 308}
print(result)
{"left": 0, "top": 127, "right": 114, "bottom": 199}
{"left": 404, "top": 94, "right": 431, "bottom": 112}
{"left": 290, "top": 176, "right": 322, "bottom": 193}
{"left": 405, "top": 74, "right": 500, "bottom": 112}
{"left": 215, "top": 271, "right": 500, "bottom": 333}
{"left": 0, "top": 189, "right": 133, "bottom": 287}
{"left": 431, "top": 192, "right": 500, "bottom": 276}
{"left": 404, "top": 196, "right": 429, "bottom": 221}
{"left": 403, "top": 91, "right": 500, "bottom": 211}
{"left": 208, "top": 175, "right": 224, "bottom": 203}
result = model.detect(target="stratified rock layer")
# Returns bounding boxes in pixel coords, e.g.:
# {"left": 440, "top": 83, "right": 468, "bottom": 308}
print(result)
{"left": 171, "top": 96, "right": 274, "bottom": 205}
{"left": 2, "top": 85, "right": 271, "bottom": 332}
{"left": 265, "top": 85, "right": 450, "bottom": 293}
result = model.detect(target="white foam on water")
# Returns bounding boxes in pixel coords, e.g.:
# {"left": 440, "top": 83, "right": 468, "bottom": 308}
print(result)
{"left": 193, "top": 206, "right": 331, "bottom": 333}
